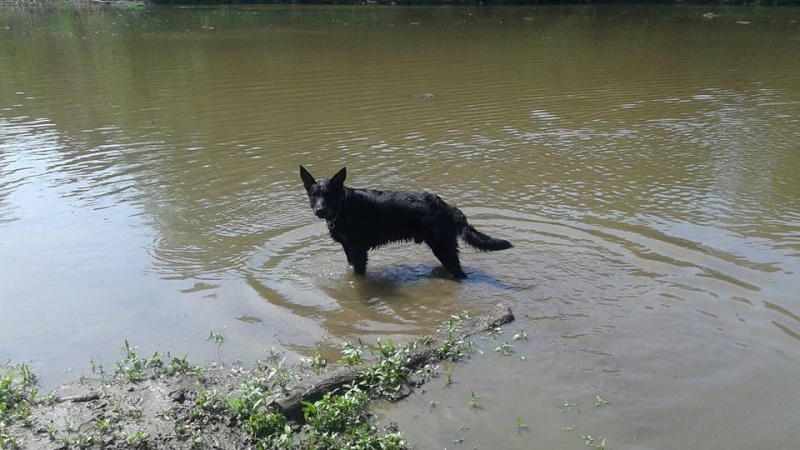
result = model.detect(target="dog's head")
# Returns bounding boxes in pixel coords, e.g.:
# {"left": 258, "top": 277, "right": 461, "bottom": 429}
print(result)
{"left": 300, "top": 166, "right": 347, "bottom": 220}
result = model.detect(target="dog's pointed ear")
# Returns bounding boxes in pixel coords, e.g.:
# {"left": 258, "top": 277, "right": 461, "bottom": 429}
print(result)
{"left": 331, "top": 167, "right": 347, "bottom": 186}
{"left": 300, "top": 165, "right": 316, "bottom": 191}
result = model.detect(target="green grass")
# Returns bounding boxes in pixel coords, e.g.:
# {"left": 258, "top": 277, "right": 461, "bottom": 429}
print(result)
{"left": 337, "top": 341, "right": 364, "bottom": 366}
{"left": 1, "top": 364, "right": 39, "bottom": 449}
{"left": 302, "top": 385, "right": 405, "bottom": 449}
{"left": 308, "top": 344, "right": 327, "bottom": 374}
{"left": 362, "top": 339, "right": 412, "bottom": 399}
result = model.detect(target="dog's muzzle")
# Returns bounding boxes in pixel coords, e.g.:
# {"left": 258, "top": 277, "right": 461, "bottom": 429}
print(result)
{"left": 313, "top": 203, "right": 334, "bottom": 219}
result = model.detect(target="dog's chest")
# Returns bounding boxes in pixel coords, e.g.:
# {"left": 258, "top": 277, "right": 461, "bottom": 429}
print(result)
{"left": 328, "top": 227, "right": 349, "bottom": 244}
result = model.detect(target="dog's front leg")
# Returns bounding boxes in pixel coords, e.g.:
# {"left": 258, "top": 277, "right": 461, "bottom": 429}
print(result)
{"left": 350, "top": 247, "right": 369, "bottom": 275}
{"left": 341, "top": 244, "right": 355, "bottom": 265}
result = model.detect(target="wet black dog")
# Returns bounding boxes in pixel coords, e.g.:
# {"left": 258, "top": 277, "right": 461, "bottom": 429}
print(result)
{"left": 300, "top": 166, "right": 512, "bottom": 279}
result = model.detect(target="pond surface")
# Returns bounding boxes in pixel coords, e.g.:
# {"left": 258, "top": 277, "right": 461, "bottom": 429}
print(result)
{"left": 1, "top": 4, "right": 800, "bottom": 449}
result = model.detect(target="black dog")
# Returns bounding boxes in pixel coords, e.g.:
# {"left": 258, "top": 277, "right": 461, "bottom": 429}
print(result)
{"left": 300, "top": 166, "right": 512, "bottom": 279}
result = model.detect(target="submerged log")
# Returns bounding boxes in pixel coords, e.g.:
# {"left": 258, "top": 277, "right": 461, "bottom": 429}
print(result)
{"left": 273, "top": 303, "right": 514, "bottom": 420}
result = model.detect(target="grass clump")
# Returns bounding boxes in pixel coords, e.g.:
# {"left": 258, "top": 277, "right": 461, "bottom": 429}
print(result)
{"left": 362, "top": 339, "right": 413, "bottom": 399}
{"left": 338, "top": 341, "right": 364, "bottom": 366}
{"left": 1, "top": 364, "right": 38, "bottom": 449}
{"left": 437, "top": 312, "right": 475, "bottom": 362}
{"left": 114, "top": 340, "right": 165, "bottom": 382}
{"left": 302, "top": 385, "right": 405, "bottom": 450}
{"left": 246, "top": 411, "right": 292, "bottom": 448}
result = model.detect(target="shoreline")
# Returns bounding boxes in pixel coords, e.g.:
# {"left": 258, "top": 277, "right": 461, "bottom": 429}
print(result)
{"left": 1, "top": 306, "right": 515, "bottom": 449}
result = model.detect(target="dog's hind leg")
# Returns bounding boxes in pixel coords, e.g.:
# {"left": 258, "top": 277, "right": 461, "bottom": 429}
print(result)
{"left": 428, "top": 239, "right": 467, "bottom": 280}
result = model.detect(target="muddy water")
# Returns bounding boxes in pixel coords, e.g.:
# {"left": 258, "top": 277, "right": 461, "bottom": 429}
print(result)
{"left": 2, "top": 4, "right": 800, "bottom": 448}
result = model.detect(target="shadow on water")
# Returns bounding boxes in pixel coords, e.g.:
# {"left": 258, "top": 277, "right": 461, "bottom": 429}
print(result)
{"left": 349, "top": 263, "right": 523, "bottom": 292}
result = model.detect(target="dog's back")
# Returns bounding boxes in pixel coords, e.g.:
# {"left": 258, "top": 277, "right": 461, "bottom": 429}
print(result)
{"left": 339, "top": 188, "right": 459, "bottom": 248}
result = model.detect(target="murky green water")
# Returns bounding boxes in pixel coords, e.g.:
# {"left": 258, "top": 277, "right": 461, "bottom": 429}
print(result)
{"left": 2, "top": 4, "right": 799, "bottom": 448}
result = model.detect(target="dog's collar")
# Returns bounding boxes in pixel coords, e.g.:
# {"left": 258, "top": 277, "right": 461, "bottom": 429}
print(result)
{"left": 326, "top": 193, "right": 346, "bottom": 230}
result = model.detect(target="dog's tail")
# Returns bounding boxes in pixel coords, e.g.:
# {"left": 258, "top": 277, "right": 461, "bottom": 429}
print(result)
{"left": 462, "top": 224, "right": 513, "bottom": 251}
{"left": 450, "top": 206, "right": 512, "bottom": 252}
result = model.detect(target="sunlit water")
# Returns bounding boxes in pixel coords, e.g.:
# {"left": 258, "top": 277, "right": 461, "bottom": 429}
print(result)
{"left": 1, "top": 5, "right": 799, "bottom": 449}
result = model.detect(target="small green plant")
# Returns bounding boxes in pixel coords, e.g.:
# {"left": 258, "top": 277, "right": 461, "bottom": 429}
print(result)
{"left": 371, "top": 338, "right": 397, "bottom": 359}
{"left": 168, "top": 354, "right": 191, "bottom": 375}
{"left": 362, "top": 339, "right": 412, "bottom": 399}
{"left": 93, "top": 417, "right": 114, "bottom": 434}
{"left": 207, "top": 330, "right": 226, "bottom": 360}
{"left": 0, "top": 432, "right": 20, "bottom": 450}
{"left": 470, "top": 391, "right": 481, "bottom": 410}
{"left": 174, "top": 420, "right": 188, "bottom": 440}
{"left": 73, "top": 433, "right": 94, "bottom": 449}
{"left": 127, "top": 408, "right": 144, "bottom": 420}
{"left": 581, "top": 434, "right": 607, "bottom": 449}
{"left": 115, "top": 341, "right": 152, "bottom": 382}
{"left": 419, "top": 335, "right": 435, "bottom": 346}
{"left": 302, "top": 385, "right": 370, "bottom": 434}
{"left": 338, "top": 341, "right": 363, "bottom": 366}
{"left": 191, "top": 389, "right": 228, "bottom": 421}
{"left": 309, "top": 344, "right": 327, "bottom": 374}
{"left": 438, "top": 311, "right": 470, "bottom": 338}
{"left": 515, "top": 417, "right": 529, "bottom": 432}
{"left": 341, "top": 423, "right": 406, "bottom": 450}
{"left": 246, "top": 411, "right": 290, "bottom": 444}
{"left": 495, "top": 341, "right": 514, "bottom": 356}
{"left": 444, "top": 371, "right": 453, "bottom": 386}
{"left": 89, "top": 357, "right": 105, "bottom": 375}
{"left": 558, "top": 402, "right": 581, "bottom": 413}
{"left": 43, "top": 391, "right": 58, "bottom": 406}
{"left": 125, "top": 430, "right": 151, "bottom": 448}
{"left": 44, "top": 424, "right": 58, "bottom": 440}
{"left": 438, "top": 336, "right": 467, "bottom": 361}
{"left": 16, "top": 364, "right": 35, "bottom": 386}
{"left": 435, "top": 313, "right": 478, "bottom": 362}
{"left": 267, "top": 359, "right": 294, "bottom": 394}
{"left": 122, "top": 340, "right": 137, "bottom": 359}
{"left": 486, "top": 326, "right": 504, "bottom": 340}
{"left": 593, "top": 394, "right": 609, "bottom": 407}
{"left": 144, "top": 351, "right": 163, "bottom": 370}
{"left": 208, "top": 330, "right": 226, "bottom": 347}
{"left": 116, "top": 358, "right": 145, "bottom": 382}
{"left": 441, "top": 317, "right": 461, "bottom": 337}
{"left": 265, "top": 346, "right": 282, "bottom": 363}
{"left": 513, "top": 330, "right": 528, "bottom": 342}
{"left": 228, "top": 376, "right": 270, "bottom": 419}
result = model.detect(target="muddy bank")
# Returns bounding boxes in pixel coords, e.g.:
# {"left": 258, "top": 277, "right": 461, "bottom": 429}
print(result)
{"left": 2, "top": 306, "right": 514, "bottom": 449}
